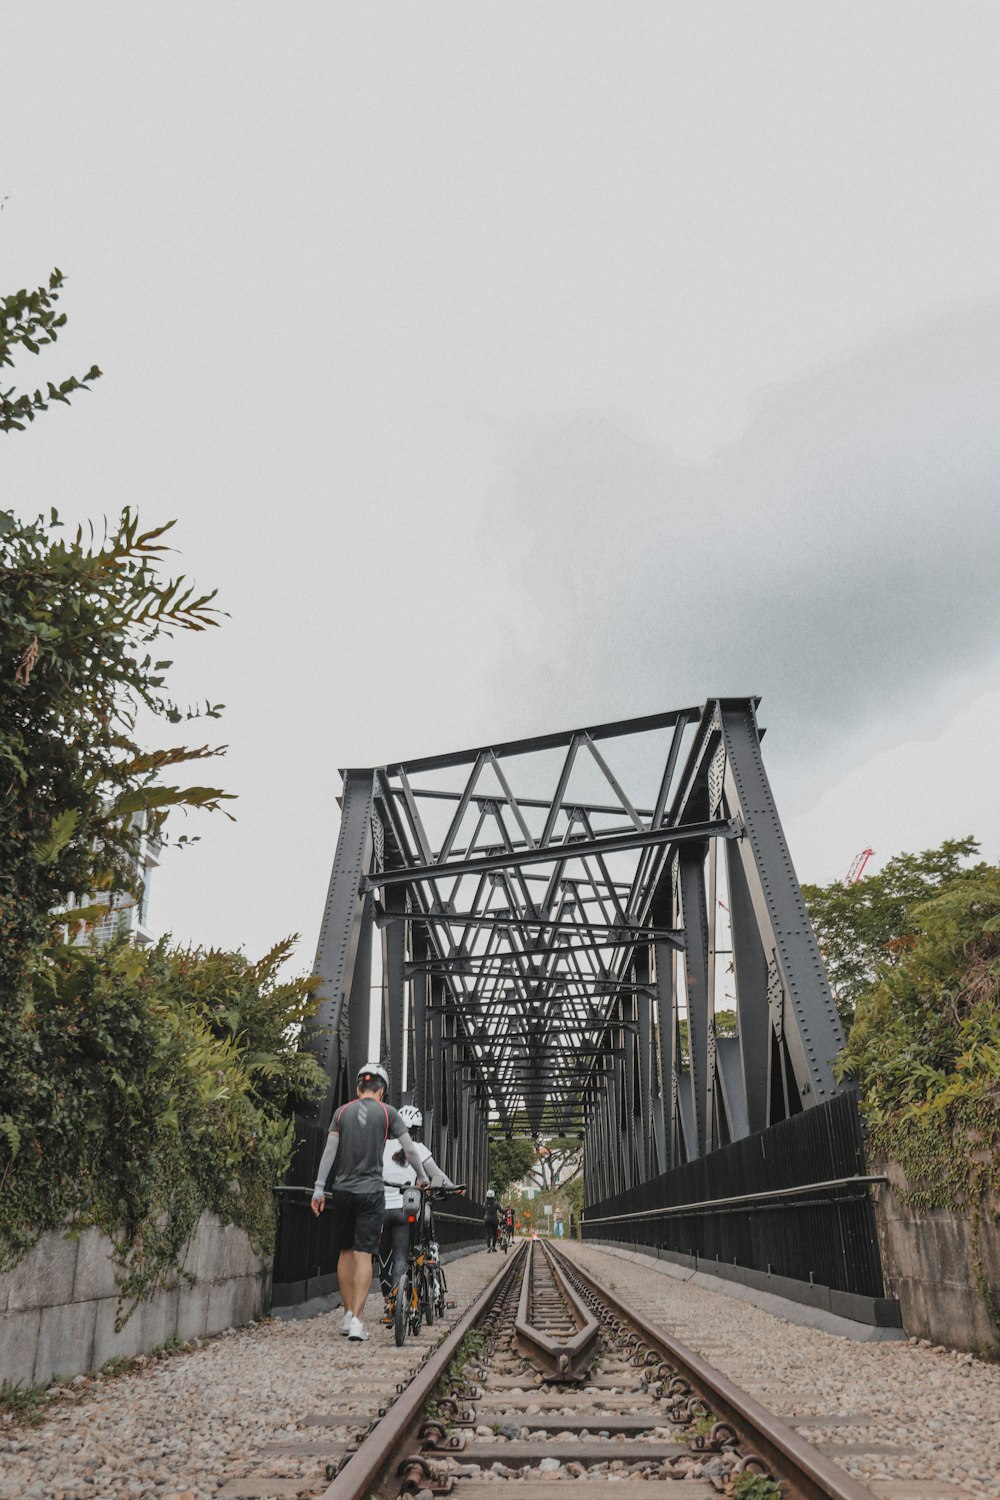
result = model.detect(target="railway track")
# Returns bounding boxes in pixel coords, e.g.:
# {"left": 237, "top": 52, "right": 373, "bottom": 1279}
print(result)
{"left": 283, "top": 1241, "right": 882, "bottom": 1500}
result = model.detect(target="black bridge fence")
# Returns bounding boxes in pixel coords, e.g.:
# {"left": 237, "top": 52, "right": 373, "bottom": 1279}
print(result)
{"left": 271, "top": 1189, "right": 486, "bottom": 1308}
{"left": 583, "top": 1093, "right": 892, "bottom": 1315}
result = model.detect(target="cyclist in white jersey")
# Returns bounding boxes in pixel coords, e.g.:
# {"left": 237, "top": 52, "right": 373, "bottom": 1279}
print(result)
{"left": 379, "top": 1104, "right": 458, "bottom": 1311}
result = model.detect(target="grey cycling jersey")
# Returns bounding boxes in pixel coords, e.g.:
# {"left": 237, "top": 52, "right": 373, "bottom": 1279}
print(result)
{"left": 313, "top": 1096, "right": 426, "bottom": 1195}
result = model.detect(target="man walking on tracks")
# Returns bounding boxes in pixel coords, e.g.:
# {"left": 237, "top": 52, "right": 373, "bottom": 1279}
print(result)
{"left": 311, "top": 1061, "right": 428, "bottom": 1342}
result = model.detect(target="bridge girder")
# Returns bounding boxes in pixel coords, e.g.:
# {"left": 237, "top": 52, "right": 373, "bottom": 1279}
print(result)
{"left": 292, "top": 698, "right": 847, "bottom": 1204}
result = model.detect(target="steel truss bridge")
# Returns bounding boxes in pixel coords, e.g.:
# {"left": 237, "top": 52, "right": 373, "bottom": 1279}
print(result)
{"left": 276, "top": 699, "right": 890, "bottom": 1319}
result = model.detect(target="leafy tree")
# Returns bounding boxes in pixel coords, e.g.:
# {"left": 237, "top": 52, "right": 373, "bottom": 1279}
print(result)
{"left": 0, "top": 268, "right": 322, "bottom": 1315}
{"left": 530, "top": 1136, "right": 582, "bottom": 1191}
{"left": 489, "top": 1137, "right": 536, "bottom": 1194}
{"left": 0, "top": 936, "right": 325, "bottom": 1315}
{"left": 1, "top": 269, "right": 101, "bottom": 431}
{"left": 837, "top": 868, "right": 1000, "bottom": 1130}
{"left": 489, "top": 1125, "right": 583, "bottom": 1194}
{"left": 802, "top": 837, "right": 987, "bottom": 1023}
{"left": 836, "top": 869, "right": 1000, "bottom": 1219}
{"left": 2, "top": 268, "right": 227, "bottom": 992}
{"left": 0, "top": 506, "right": 232, "bottom": 991}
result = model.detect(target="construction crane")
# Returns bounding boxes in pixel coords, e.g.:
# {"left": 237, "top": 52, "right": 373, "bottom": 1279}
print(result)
{"left": 843, "top": 847, "right": 874, "bottom": 886}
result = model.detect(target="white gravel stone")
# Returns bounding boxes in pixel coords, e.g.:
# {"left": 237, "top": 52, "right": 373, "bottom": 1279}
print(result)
{"left": 0, "top": 1250, "right": 501, "bottom": 1500}
{"left": 569, "top": 1242, "right": 1000, "bottom": 1500}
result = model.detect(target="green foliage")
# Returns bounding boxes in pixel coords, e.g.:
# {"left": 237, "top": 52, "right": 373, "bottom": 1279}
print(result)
{"left": 837, "top": 867, "right": 1000, "bottom": 1329}
{"left": 837, "top": 868, "right": 1000, "bottom": 1157}
{"left": 0, "top": 1379, "right": 50, "bottom": 1426}
{"left": 729, "top": 1474, "right": 782, "bottom": 1500}
{"left": 562, "top": 1173, "right": 584, "bottom": 1222}
{"left": 0, "top": 271, "right": 322, "bottom": 1328}
{"left": 1, "top": 270, "right": 101, "bottom": 431}
{"left": 0, "top": 936, "right": 325, "bottom": 1319}
{"left": 803, "top": 837, "right": 986, "bottom": 1024}
{"left": 489, "top": 1137, "right": 536, "bottom": 1194}
{"left": 0, "top": 504, "right": 231, "bottom": 993}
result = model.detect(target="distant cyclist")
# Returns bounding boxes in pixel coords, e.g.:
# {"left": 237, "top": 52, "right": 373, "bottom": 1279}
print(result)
{"left": 379, "top": 1104, "right": 459, "bottom": 1315}
{"left": 484, "top": 1188, "right": 500, "bottom": 1252}
{"left": 504, "top": 1203, "right": 515, "bottom": 1240}
{"left": 311, "top": 1061, "right": 427, "bottom": 1342}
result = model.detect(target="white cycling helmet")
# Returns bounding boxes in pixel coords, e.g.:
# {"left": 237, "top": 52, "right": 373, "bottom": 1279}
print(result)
{"left": 357, "top": 1060, "right": 389, "bottom": 1091}
{"left": 486, "top": 1188, "right": 496, "bottom": 1199}
{"left": 399, "top": 1104, "right": 423, "bottom": 1129}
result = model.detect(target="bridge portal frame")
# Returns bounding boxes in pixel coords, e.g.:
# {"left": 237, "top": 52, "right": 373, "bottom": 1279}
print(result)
{"left": 280, "top": 698, "right": 851, "bottom": 1256}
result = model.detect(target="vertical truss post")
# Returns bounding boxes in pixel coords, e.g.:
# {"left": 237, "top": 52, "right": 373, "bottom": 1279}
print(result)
{"left": 610, "top": 1044, "right": 625, "bottom": 1197}
{"left": 410, "top": 940, "right": 428, "bottom": 1108}
{"left": 626, "top": 990, "right": 641, "bottom": 1188}
{"left": 585, "top": 1092, "right": 599, "bottom": 1205}
{"left": 653, "top": 939, "right": 676, "bottom": 1172}
{"left": 719, "top": 701, "right": 845, "bottom": 1113}
{"left": 480, "top": 1107, "right": 490, "bottom": 1198}
{"left": 725, "top": 840, "right": 770, "bottom": 1135}
{"left": 457, "top": 1055, "right": 469, "bottom": 1188}
{"left": 444, "top": 1022, "right": 456, "bottom": 1183}
{"left": 601, "top": 1071, "right": 615, "bottom": 1200}
{"left": 302, "top": 770, "right": 376, "bottom": 1125}
{"left": 588, "top": 1091, "right": 604, "bottom": 1205}
{"left": 346, "top": 893, "right": 375, "bottom": 1088}
{"left": 383, "top": 887, "right": 407, "bottom": 1096}
{"left": 462, "top": 1076, "right": 474, "bottom": 1187}
{"left": 426, "top": 978, "right": 443, "bottom": 1148}
{"left": 678, "top": 843, "right": 712, "bottom": 1158}
{"left": 635, "top": 951, "right": 653, "bottom": 1180}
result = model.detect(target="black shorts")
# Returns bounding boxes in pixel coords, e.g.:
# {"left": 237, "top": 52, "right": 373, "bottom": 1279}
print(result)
{"left": 329, "top": 1187, "right": 384, "bottom": 1255}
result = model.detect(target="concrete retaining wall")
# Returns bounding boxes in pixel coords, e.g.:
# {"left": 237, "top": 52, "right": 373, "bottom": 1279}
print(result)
{"left": 873, "top": 1164, "right": 1000, "bottom": 1356}
{"left": 0, "top": 1213, "right": 270, "bottom": 1388}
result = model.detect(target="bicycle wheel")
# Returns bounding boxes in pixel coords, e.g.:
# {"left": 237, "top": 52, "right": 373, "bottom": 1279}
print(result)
{"left": 432, "top": 1265, "right": 447, "bottom": 1318}
{"left": 394, "top": 1271, "right": 410, "bottom": 1346}
{"left": 421, "top": 1264, "right": 435, "bottom": 1325}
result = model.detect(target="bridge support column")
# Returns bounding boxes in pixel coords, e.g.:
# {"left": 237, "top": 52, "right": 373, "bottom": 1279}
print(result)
{"left": 719, "top": 700, "right": 845, "bottom": 1116}
{"left": 382, "top": 888, "right": 407, "bottom": 1096}
{"left": 678, "top": 843, "right": 712, "bottom": 1158}
{"left": 653, "top": 939, "right": 677, "bottom": 1171}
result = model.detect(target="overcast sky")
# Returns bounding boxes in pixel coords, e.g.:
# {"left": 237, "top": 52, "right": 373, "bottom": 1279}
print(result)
{"left": 4, "top": 4, "right": 999, "bottom": 972}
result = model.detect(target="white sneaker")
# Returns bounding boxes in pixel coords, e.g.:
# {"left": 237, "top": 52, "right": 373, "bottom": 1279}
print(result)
{"left": 339, "top": 1310, "right": 352, "bottom": 1336}
{"left": 347, "top": 1316, "right": 368, "bottom": 1342}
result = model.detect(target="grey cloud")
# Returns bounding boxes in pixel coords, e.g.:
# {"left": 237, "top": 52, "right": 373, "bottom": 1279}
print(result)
{"left": 485, "top": 309, "right": 1000, "bottom": 799}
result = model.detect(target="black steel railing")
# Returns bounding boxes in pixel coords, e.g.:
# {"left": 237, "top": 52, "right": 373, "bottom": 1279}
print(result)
{"left": 271, "top": 1186, "right": 485, "bottom": 1307}
{"left": 583, "top": 1093, "right": 886, "bottom": 1298}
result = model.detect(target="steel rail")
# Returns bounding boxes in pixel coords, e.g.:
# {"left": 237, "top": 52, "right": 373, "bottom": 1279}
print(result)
{"left": 317, "top": 1245, "right": 524, "bottom": 1500}
{"left": 552, "top": 1243, "right": 879, "bottom": 1500}
{"left": 512, "top": 1240, "right": 600, "bottom": 1380}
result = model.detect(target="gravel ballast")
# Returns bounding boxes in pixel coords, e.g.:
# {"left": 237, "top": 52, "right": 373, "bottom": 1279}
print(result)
{"left": 0, "top": 1250, "right": 503, "bottom": 1500}
{"left": 567, "top": 1242, "right": 1000, "bottom": 1500}
{"left": 4, "top": 1241, "right": 999, "bottom": 1500}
